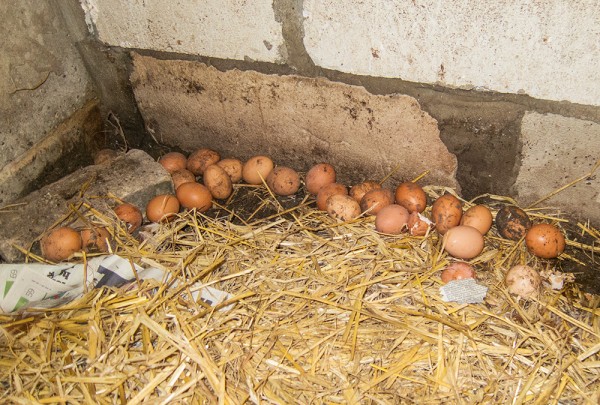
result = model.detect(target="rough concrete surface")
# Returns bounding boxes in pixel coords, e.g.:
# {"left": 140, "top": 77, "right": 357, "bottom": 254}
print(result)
{"left": 85, "top": 0, "right": 285, "bottom": 63}
{"left": 0, "top": 0, "right": 101, "bottom": 208}
{"left": 130, "top": 54, "right": 458, "bottom": 189}
{"left": 303, "top": 0, "right": 600, "bottom": 106}
{"left": 516, "top": 112, "right": 600, "bottom": 224}
{"left": 0, "top": 100, "right": 101, "bottom": 206}
{"left": 56, "top": 0, "right": 148, "bottom": 149}
{"left": 0, "top": 1, "right": 96, "bottom": 169}
{"left": 0, "top": 149, "right": 173, "bottom": 262}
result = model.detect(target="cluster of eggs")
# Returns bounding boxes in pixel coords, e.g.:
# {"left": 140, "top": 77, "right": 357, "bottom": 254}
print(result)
{"left": 39, "top": 203, "right": 143, "bottom": 262}
{"left": 39, "top": 149, "right": 299, "bottom": 262}
{"left": 40, "top": 147, "right": 568, "bottom": 292}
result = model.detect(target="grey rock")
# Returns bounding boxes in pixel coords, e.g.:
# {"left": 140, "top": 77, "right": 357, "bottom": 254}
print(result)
{"left": 0, "top": 149, "right": 173, "bottom": 262}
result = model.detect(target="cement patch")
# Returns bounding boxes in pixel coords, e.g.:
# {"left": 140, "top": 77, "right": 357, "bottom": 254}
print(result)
{"left": 130, "top": 54, "right": 458, "bottom": 189}
{"left": 516, "top": 112, "right": 600, "bottom": 223}
{"left": 0, "top": 149, "right": 173, "bottom": 262}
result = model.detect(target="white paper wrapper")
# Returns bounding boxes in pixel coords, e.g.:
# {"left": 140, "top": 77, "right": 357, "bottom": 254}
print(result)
{"left": 0, "top": 255, "right": 232, "bottom": 313}
{"left": 439, "top": 278, "right": 488, "bottom": 304}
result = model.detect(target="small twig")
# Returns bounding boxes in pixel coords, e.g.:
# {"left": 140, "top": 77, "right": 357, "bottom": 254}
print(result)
{"left": 9, "top": 71, "right": 52, "bottom": 95}
{"left": 107, "top": 112, "right": 129, "bottom": 151}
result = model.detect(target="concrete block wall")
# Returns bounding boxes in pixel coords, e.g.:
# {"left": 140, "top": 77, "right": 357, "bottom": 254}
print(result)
{"left": 83, "top": 0, "right": 599, "bottom": 223}
{"left": 2, "top": 1, "right": 599, "bottom": 224}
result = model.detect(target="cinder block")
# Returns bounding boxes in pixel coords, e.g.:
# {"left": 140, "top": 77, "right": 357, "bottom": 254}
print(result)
{"left": 303, "top": 0, "right": 600, "bottom": 106}
{"left": 83, "top": 0, "right": 284, "bottom": 63}
{"left": 130, "top": 54, "right": 458, "bottom": 190}
{"left": 0, "top": 149, "right": 173, "bottom": 262}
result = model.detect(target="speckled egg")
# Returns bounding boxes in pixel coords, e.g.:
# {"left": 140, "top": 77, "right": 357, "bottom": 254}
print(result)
{"left": 360, "top": 188, "right": 394, "bottom": 215}
{"left": 40, "top": 226, "right": 82, "bottom": 262}
{"left": 316, "top": 183, "right": 348, "bottom": 211}
{"left": 394, "top": 182, "right": 427, "bottom": 213}
{"left": 159, "top": 152, "right": 188, "bottom": 174}
{"left": 187, "top": 148, "right": 220, "bottom": 176}
{"left": 326, "top": 194, "right": 361, "bottom": 222}
{"left": 266, "top": 166, "right": 301, "bottom": 196}
{"left": 525, "top": 223, "right": 566, "bottom": 258}
{"left": 171, "top": 169, "right": 196, "bottom": 190}
{"left": 242, "top": 155, "right": 274, "bottom": 185}
{"left": 203, "top": 164, "right": 233, "bottom": 199}
{"left": 113, "top": 203, "right": 143, "bottom": 233}
{"left": 81, "top": 226, "right": 111, "bottom": 253}
{"left": 495, "top": 205, "right": 532, "bottom": 240}
{"left": 431, "top": 193, "right": 463, "bottom": 234}
{"left": 349, "top": 181, "right": 381, "bottom": 203}
{"left": 216, "top": 158, "right": 243, "bottom": 183}
{"left": 305, "top": 163, "right": 336, "bottom": 195}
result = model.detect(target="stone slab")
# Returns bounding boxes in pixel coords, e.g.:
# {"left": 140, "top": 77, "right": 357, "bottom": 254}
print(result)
{"left": 82, "top": 0, "right": 285, "bottom": 63}
{"left": 130, "top": 53, "right": 458, "bottom": 190}
{"left": 303, "top": 0, "right": 600, "bottom": 106}
{"left": 515, "top": 112, "right": 600, "bottom": 224}
{"left": 0, "top": 149, "right": 173, "bottom": 262}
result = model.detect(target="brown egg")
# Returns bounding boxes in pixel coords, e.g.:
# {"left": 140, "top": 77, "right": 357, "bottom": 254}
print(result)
{"left": 407, "top": 211, "right": 433, "bottom": 236}
{"left": 187, "top": 148, "right": 220, "bottom": 176}
{"left": 266, "top": 166, "right": 301, "bottom": 196}
{"left": 305, "top": 163, "right": 336, "bottom": 195}
{"left": 460, "top": 204, "right": 493, "bottom": 235}
{"left": 203, "top": 164, "right": 233, "bottom": 199}
{"left": 441, "top": 262, "right": 476, "bottom": 283}
{"left": 146, "top": 194, "right": 180, "bottom": 222}
{"left": 326, "top": 194, "right": 361, "bottom": 221}
{"left": 217, "top": 158, "right": 243, "bottom": 183}
{"left": 176, "top": 183, "right": 212, "bottom": 212}
{"left": 505, "top": 265, "right": 541, "bottom": 298}
{"left": 171, "top": 169, "right": 196, "bottom": 190}
{"left": 431, "top": 193, "right": 463, "bottom": 234}
{"left": 375, "top": 204, "right": 409, "bottom": 234}
{"left": 394, "top": 182, "right": 427, "bottom": 213}
{"left": 113, "top": 203, "right": 143, "bottom": 233}
{"left": 40, "top": 226, "right": 82, "bottom": 262}
{"left": 159, "top": 152, "right": 188, "bottom": 174}
{"left": 443, "top": 225, "right": 484, "bottom": 259}
{"left": 525, "top": 223, "right": 566, "bottom": 258}
{"left": 94, "top": 148, "right": 119, "bottom": 165}
{"left": 81, "top": 226, "right": 111, "bottom": 253}
{"left": 360, "top": 188, "right": 394, "bottom": 215}
{"left": 242, "top": 155, "right": 274, "bottom": 185}
{"left": 349, "top": 181, "right": 381, "bottom": 203}
{"left": 495, "top": 205, "right": 532, "bottom": 240}
{"left": 316, "top": 183, "right": 348, "bottom": 211}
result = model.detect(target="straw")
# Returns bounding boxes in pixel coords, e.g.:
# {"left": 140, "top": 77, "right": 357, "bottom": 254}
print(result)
{"left": 0, "top": 184, "right": 598, "bottom": 404}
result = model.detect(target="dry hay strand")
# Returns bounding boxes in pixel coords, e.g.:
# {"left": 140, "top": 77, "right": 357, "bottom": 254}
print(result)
{"left": 1, "top": 186, "right": 599, "bottom": 404}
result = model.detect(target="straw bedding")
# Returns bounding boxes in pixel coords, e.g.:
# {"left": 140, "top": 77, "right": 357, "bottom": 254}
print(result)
{"left": 1, "top": 185, "right": 599, "bottom": 404}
